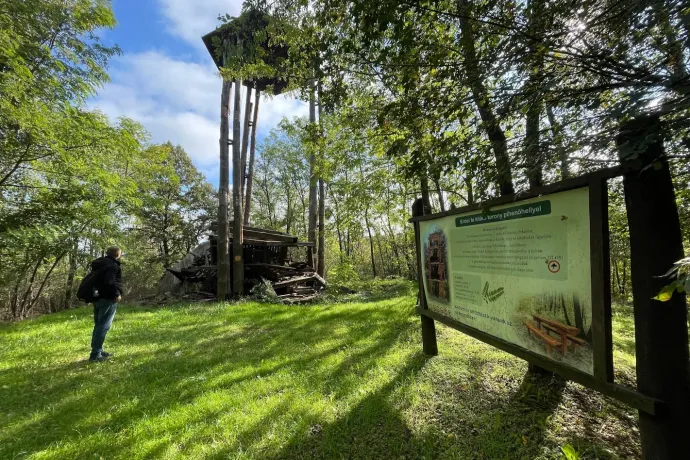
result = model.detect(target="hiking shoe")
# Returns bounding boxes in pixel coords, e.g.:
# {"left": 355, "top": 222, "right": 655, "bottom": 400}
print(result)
{"left": 101, "top": 351, "right": 111, "bottom": 358}
{"left": 89, "top": 354, "right": 109, "bottom": 362}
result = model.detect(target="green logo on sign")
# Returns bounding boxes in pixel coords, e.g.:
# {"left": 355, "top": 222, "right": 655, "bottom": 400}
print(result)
{"left": 482, "top": 281, "right": 505, "bottom": 303}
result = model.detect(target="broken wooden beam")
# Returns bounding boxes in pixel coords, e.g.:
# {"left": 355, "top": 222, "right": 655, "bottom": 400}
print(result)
{"left": 273, "top": 274, "right": 317, "bottom": 289}
{"left": 281, "top": 293, "right": 320, "bottom": 304}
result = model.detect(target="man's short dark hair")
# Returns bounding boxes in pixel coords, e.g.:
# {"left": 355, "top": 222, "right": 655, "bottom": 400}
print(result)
{"left": 106, "top": 246, "right": 121, "bottom": 258}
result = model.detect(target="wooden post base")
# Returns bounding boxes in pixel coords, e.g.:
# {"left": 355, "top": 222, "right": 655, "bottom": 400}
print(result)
{"left": 421, "top": 314, "right": 438, "bottom": 356}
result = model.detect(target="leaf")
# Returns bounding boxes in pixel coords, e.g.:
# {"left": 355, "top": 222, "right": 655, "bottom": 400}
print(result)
{"left": 560, "top": 444, "right": 580, "bottom": 460}
{"left": 652, "top": 283, "right": 677, "bottom": 302}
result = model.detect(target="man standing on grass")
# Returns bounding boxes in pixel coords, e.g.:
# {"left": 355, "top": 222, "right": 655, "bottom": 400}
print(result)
{"left": 89, "top": 246, "right": 123, "bottom": 362}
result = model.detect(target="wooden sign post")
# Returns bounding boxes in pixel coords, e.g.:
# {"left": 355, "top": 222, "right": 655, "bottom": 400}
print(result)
{"left": 411, "top": 154, "right": 689, "bottom": 457}
{"left": 617, "top": 115, "right": 690, "bottom": 459}
{"left": 412, "top": 198, "right": 438, "bottom": 356}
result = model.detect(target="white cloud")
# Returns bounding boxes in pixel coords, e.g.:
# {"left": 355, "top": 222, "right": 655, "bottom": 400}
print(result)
{"left": 157, "top": 0, "right": 243, "bottom": 48}
{"left": 92, "top": 50, "right": 308, "bottom": 182}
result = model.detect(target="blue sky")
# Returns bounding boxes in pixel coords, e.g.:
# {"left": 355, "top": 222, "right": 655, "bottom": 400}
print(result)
{"left": 91, "top": 0, "right": 309, "bottom": 186}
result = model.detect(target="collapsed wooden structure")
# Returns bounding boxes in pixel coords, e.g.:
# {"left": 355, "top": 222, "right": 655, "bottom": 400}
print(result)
{"left": 166, "top": 223, "right": 325, "bottom": 303}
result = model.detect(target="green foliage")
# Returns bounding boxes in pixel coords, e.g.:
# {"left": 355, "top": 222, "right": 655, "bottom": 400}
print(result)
{"left": 654, "top": 257, "right": 690, "bottom": 301}
{"left": 133, "top": 143, "right": 216, "bottom": 267}
{"left": 560, "top": 444, "right": 580, "bottom": 460}
{"left": 249, "top": 278, "right": 282, "bottom": 303}
{"left": 328, "top": 258, "right": 360, "bottom": 285}
{"left": 0, "top": 0, "right": 215, "bottom": 318}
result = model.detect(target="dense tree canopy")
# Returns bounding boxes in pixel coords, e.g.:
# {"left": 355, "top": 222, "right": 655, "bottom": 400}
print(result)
{"left": 0, "top": 0, "right": 216, "bottom": 319}
{"left": 1, "top": 0, "right": 689, "bottom": 319}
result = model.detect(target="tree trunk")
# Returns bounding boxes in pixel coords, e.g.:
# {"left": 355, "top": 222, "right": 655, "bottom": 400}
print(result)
{"left": 307, "top": 83, "right": 317, "bottom": 267}
{"left": 364, "top": 206, "right": 377, "bottom": 277}
{"left": 561, "top": 294, "right": 571, "bottom": 326}
{"left": 333, "top": 194, "right": 344, "bottom": 262}
{"left": 402, "top": 231, "right": 415, "bottom": 279}
{"left": 613, "top": 260, "right": 621, "bottom": 296}
{"left": 385, "top": 210, "right": 403, "bottom": 276}
{"left": 317, "top": 82, "right": 326, "bottom": 278}
{"left": 523, "top": 0, "right": 545, "bottom": 189}
{"left": 375, "top": 232, "right": 384, "bottom": 277}
{"left": 18, "top": 258, "right": 43, "bottom": 319}
{"left": 546, "top": 105, "right": 569, "bottom": 180}
{"left": 466, "top": 175, "right": 474, "bottom": 205}
{"left": 433, "top": 173, "right": 446, "bottom": 212}
{"left": 285, "top": 187, "right": 292, "bottom": 235}
{"left": 10, "top": 275, "right": 23, "bottom": 319}
{"left": 217, "top": 78, "right": 232, "bottom": 301}
{"left": 244, "top": 89, "right": 261, "bottom": 225}
{"left": 457, "top": 0, "right": 514, "bottom": 196}
{"left": 420, "top": 176, "right": 432, "bottom": 213}
{"left": 240, "top": 85, "right": 252, "bottom": 201}
{"left": 26, "top": 253, "right": 65, "bottom": 315}
{"left": 346, "top": 229, "right": 351, "bottom": 258}
{"left": 63, "top": 240, "right": 78, "bottom": 309}
{"left": 572, "top": 294, "right": 585, "bottom": 339}
{"left": 232, "top": 78, "right": 244, "bottom": 297}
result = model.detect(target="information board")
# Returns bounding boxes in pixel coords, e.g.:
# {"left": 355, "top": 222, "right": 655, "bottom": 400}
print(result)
{"left": 419, "top": 187, "right": 594, "bottom": 374}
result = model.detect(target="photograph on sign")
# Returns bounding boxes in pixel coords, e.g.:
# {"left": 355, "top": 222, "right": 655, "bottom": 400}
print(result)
{"left": 420, "top": 187, "right": 594, "bottom": 374}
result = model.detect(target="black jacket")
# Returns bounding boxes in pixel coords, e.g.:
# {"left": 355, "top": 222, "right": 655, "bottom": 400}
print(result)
{"left": 91, "top": 256, "right": 122, "bottom": 300}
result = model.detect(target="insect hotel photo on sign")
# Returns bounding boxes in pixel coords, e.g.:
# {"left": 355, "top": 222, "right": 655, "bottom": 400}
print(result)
{"left": 420, "top": 187, "right": 594, "bottom": 374}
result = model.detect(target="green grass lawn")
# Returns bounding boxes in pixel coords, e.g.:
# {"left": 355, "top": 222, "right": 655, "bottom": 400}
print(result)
{"left": 1, "top": 285, "right": 643, "bottom": 459}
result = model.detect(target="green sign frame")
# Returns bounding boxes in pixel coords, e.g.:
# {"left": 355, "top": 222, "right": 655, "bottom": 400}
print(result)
{"left": 410, "top": 167, "right": 660, "bottom": 414}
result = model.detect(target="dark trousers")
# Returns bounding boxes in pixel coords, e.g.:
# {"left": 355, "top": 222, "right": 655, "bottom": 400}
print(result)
{"left": 90, "top": 298, "right": 117, "bottom": 357}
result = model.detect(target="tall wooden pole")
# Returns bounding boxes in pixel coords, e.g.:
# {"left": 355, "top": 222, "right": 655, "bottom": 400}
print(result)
{"left": 240, "top": 85, "right": 252, "bottom": 200}
{"left": 307, "top": 81, "right": 317, "bottom": 267}
{"left": 317, "top": 81, "right": 326, "bottom": 278}
{"left": 217, "top": 77, "right": 232, "bottom": 300}
{"left": 244, "top": 88, "right": 261, "bottom": 226}
{"left": 232, "top": 78, "right": 244, "bottom": 297}
{"left": 617, "top": 114, "right": 690, "bottom": 460}
{"left": 412, "top": 198, "right": 438, "bottom": 356}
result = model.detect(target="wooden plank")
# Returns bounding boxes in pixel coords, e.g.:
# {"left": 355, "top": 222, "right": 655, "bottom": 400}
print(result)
{"left": 533, "top": 314, "right": 580, "bottom": 337}
{"left": 230, "top": 228, "right": 297, "bottom": 243}
{"left": 245, "top": 263, "right": 296, "bottom": 272}
{"left": 409, "top": 166, "right": 630, "bottom": 223}
{"left": 273, "top": 275, "right": 316, "bottom": 288}
{"left": 524, "top": 320, "right": 563, "bottom": 348}
{"left": 282, "top": 293, "right": 319, "bottom": 304}
{"left": 618, "top": 115, "right": 690, "bottom": 457}
{"left": 589, "top": 178, "right": 614, "bottom": 383}
{"left": 418, "top": 307, "right": 660, "bottom": 414}
{"left": 312, "top": 272, "right": 327, "bottom": 287}
{"left": 543, "top": 323, "right": 586, "bottom": 347}
{"left": 231, "top": 239, "right": 313, "bottom": 247}
{"left": 210, "top": 221, "right": 293, "bottom": 237}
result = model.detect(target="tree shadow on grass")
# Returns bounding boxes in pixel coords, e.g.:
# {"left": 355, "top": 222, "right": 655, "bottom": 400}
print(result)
{"left": 265, "top": 352, "right": 432, "bottom": 460}
{"left": 268, "top": 346, "right": 569, "bottom": 460}
{"left": 269, "top": 352, "right": 567, "bottom": 460}
{"left": 0, "top": 300, "right": 416, "bottom": 459}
